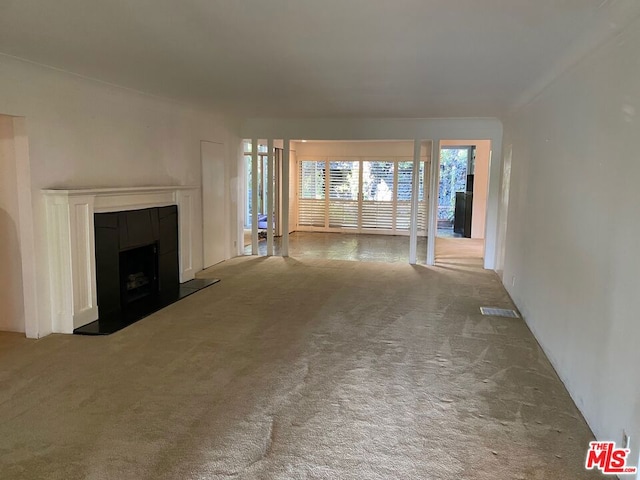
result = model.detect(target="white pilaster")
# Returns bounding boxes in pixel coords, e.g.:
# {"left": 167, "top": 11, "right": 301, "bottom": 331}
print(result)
{"left": 251, "top": 138, "right": 259, "bottom": 255}
{"left": 267, "top": 139, "right": 274, "bottom": 256}
{"left": 282, "top": 139, "right": 290, "bottom": 257}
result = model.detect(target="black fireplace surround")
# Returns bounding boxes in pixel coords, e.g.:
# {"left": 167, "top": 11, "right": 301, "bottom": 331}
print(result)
{"left": 73, "top": 205, "right": 219, "bottom": 335}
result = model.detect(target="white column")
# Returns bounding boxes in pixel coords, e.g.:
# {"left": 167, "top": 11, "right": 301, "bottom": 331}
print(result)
{"left": 427, "top": 140, "right": 440, "bottom": 265}
{"left": 267, "top": 138, "right": 274, "bottom": 256}
{"left": 409, "top": 139, "right": 421, "bottom": 264}
{"left": 282, "top": 139, "right": 290, "bottom": 257}
{"left": 251, "top": 138, "right": 258, "bottom": 255}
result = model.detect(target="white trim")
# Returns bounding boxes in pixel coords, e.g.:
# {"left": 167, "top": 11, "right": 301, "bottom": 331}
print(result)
{"left": 251, "top": 139, "right": 259, "bottom": 254}
{"left": 282, "top": 139, "right": 290, "bottom": 256}
{"left": 42, "top": 185, "right": 198, "bottom": 195}
{"left": 267, "top": 139, "right": 274, "bottom": 255}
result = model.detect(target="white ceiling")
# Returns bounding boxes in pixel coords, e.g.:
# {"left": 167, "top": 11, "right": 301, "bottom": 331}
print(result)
{"left": 1, "top": 0, "right": 639, "bottom": 118}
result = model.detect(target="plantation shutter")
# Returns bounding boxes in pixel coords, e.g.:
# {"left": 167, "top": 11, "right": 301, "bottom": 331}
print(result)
{"left": 396, "top": 161, "right": 413, "bottom": 231}
{"left": 328, "top": 161, "right": 359, "bottom": 228}
{"left": 361, "top": 160, "right": 394, "bottom": 230}
{"left": 298, "top": 157, "right": 428, "bottom": 235}
{"left": 298, "top": 160, "right": 326, "bottom": 227}
{"left": 417, "top": 161, "right": 427, "bottom": 234}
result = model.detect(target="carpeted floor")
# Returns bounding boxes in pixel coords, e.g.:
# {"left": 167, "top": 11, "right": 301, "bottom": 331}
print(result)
{"left": 243, "top": 231, "right": 485, "bottom": 268}
{"left": 244, "top": 232, "right": 429, "bottom": 264}
{"left": 0, "top": 256, "right": 599, "bottom": 479}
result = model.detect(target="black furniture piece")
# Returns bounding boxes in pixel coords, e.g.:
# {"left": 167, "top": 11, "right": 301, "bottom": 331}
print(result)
{"left": 75, "top": 205, "right": 219, "bottom": 335}
{"left": 454, "top": 191, "right": 473, "bottom": 238}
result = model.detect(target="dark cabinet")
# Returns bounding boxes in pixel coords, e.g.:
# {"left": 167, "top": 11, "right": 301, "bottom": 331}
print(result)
{"left": 454, "top": 192, "right": 473, "bottom": 238}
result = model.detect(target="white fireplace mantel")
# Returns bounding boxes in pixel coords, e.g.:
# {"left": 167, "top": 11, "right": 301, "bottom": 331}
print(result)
{"left": 44, "top": 186, "right": 202, "bottom": 333}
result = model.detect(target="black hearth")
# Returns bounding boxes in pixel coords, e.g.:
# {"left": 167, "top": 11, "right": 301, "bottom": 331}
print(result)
{"left": 74, "top": 205, "right": 219, "bottom": 335}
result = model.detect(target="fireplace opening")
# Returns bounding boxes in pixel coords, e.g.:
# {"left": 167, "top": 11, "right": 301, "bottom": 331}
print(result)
{"left": 120, "top": 243, "right": 158, "bottom": 306}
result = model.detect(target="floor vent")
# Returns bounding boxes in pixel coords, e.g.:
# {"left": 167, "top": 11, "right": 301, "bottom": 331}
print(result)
{"left": 480, "top": 307, "right": 520, "bottom": 318}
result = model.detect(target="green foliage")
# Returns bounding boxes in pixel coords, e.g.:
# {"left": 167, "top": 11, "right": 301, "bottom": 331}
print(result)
{"left": 438, "top": 149, "right": 468, "bottom": 220}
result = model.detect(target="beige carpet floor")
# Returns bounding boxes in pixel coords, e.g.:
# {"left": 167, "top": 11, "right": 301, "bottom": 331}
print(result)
{"left": 0, "top": 256, "right": 599, "bottom": 479}
{"left": 244, "top": 232, "right": 429, "bottom": 264}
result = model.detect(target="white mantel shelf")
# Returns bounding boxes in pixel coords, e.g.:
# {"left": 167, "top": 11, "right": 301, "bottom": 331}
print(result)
{"left": 43, "top": 185, "right": 198, "bottom": 195}
{"left": 43, "top": 185, "right": 200, "bottom": 213}
{"left": 44, "top": 185, "right": 202, "bottom": 333}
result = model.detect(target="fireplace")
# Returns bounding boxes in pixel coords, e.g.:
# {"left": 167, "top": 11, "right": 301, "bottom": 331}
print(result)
{"left": 44, "top": 186, "right": 220, "bottom": 336}
{"left": 81, "top": 205, "right": 180, "bottom": 333}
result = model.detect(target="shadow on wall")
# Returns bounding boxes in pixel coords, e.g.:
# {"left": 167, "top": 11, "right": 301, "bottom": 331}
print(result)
{"left": 0, "top": 208, "right": 24, "bottom": 332}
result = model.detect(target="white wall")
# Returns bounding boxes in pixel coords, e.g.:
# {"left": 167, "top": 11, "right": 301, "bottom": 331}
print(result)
{"left": 242, "top": 118, "right": 503, "bottom": 269}
{"left": 0, "top": 115, "right": 25, "bottom": 332}
{"left": 500, "top": 15, "right": 640, "bottom": 458}
{"left": 0, "top": 55, "right": 240, "bottom": 337}
{"left": 202, "top": 141, "right": 228, "bottom": 268}
{"left": 494, "top": 144, "right": 512, "bottom": 278}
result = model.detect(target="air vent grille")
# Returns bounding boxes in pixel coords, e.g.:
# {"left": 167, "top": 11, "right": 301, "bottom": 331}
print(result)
{"left": 480, "top": 307, "right": 520, "bottom": 318}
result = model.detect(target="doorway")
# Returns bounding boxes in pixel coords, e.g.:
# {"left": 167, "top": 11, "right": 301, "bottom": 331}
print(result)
{"left": 0, "top": 115, "right": 25, "bottom": 333}
{"left": 242, "top": 140, "right": 431, "bottom": 263}
{"left": 435, "top": 140, "right": 491, "bottom": 265}
{"left": 243, "top": 140, "right": 282, "bottom": 252}
{"left": 0, "top": 115, "right": 37, "bottom": 337}
{"left": 437, "top": 146, "right": 473, "bottom": 238}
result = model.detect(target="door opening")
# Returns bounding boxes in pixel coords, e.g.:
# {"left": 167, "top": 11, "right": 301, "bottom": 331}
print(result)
{"left": 243, "top": 140, "right": 281, "bottom": 254}
{"left": 437, "top": 146, "right": 474, "bottom": 238}
{"left": 435, "top": 140, "right": 491, "bottom": 266}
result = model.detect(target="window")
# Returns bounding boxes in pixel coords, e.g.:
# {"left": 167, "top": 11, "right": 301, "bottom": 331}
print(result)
{"left": 298, "top": 161, "right": 326, "bottom": 227}
{"left": 297, "top": 157, "right": 429, "bottom": 235}
{"left": 328, "top": 161, "right": 359, "bottom": 228}
{"left": 361, "top": 161, "right": 394, "bottom": 229}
